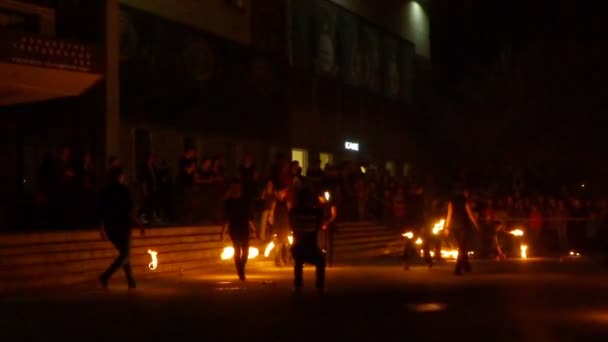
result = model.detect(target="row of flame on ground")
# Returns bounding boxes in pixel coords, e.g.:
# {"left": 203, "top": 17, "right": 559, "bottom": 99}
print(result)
{"left": 144, "top": 220, "right": 582, "bottom": 271}
{"left": 144, "top": 234, "right": 293, "bottom": 271}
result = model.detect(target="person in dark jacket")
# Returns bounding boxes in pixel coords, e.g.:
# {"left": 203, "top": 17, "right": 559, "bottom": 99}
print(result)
{"left": 291, "top": 186, "right": 326, "bottom": 294}
{"left": 98, "top": 167, "right": 144, "bottom": 290}
{"left": 221, "top": 179, "right": 256, "bottom": 281}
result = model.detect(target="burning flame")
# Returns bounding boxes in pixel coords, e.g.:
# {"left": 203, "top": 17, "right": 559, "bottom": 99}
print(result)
{"left": 415, "top": 237, "right": 423, "bottom": 245}
{"left": 520, "top": 244, "right": 528, "bottom": 259}
{"left": 264, "top": 241, "right": 275, "bottom": 257}
{"left": 510, "top": 229, "right": 524, "bottom": 237}
{"left": 324, "top": 191, "right": 331, "bottom": 202}
{"left": 442, "top": 249, "right": 459, "bottom": 259}
{"left": 221, "top": 247, "right": 260, "bottom": 260}
{"left": 420, "top": 248, "right": 462, "bottom": 259}
{"left": 432, "top": 219, "right": 446, "bottom": 235}
{"left": 402, "top": 231, "right": 414, "bottom": 239}
{"left": 263, "top": 233, "right": 293, "bottom": 258}
{"left": 147, "top": 249, "right": 158, "bottom": 270}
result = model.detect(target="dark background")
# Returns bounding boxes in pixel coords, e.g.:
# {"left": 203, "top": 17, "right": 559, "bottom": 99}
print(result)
{"left": 429, "top": 0, "right": 607, "bottom": 194}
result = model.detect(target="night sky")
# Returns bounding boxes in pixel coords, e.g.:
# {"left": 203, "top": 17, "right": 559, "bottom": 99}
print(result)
{"left": 429, "top": 0, "right": 607, "bottom": 190}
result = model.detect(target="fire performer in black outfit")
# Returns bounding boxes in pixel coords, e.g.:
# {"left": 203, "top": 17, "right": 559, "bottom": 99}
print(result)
{"left": 403, "top": 185, "right": 431, "bottom": 269}
{"left": 221, "top": 179, "right": 256, "bottom": 281}
{"left": 291, "top": 186, "right": 326, "bottom": 294}
{"left": 98, "top": 167, "right": 144, "bottom": 290}
{"left": 445, "top": 188, "right": 479, "bottom": 275}
{"left": 318, "top": 190, "right": 337, "bottom": 267}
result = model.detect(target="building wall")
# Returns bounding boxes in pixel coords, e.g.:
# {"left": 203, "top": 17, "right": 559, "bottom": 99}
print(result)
{"left": 285, "top": 0, "right": 426, "bottom": 169}
{"left": 328, "top": 0, "right": 430, "bottom": 58}
{"left": 116, "top": 1, "right": 427, "bottom": 178}
{"left": 116, "top": 4, "right": 292, "bottom": 184}
{"left": 0, "top": 0, "right": 55, "bottom": 35}
{"left": 120, "top": 0, "right": 251, "bottom": 46}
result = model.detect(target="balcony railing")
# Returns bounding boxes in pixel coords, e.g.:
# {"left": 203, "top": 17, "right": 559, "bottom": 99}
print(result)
{"left": 0, "top": 29, "right": 103, "bottom": 73}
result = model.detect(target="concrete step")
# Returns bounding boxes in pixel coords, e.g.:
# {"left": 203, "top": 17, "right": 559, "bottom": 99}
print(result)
{"left": 335, "top": 230, "right": 400, "bottom": 240}
{"left": 0, "top": 248, "right": 270, "bottom": 277}
{"left": 337, "top": 221, "right": 377, "bottom": 227}
{"left": 336, "top": 225, "right": 388, "bottom": 233}
{"left": 335, "top": 239, "right": 401, "bottom": 253}
{"left": 0, "top": 258, "right": 272, "bottom": 291}
{"left": 0, "top": 237, "right": 269, "bottom": 266}
{"left": 334, "top": 248, "right": 400, "bottom": 262}
{"left": 334, "top": 238, "right": 402, "bottom": 251}
{"left": 0, "top": 222, "right": 399, "bottom": 291}
{"left": 0, "top": 242, "right": 272, "bottom": 275}
{"left": 0, "top": 234, "right": 219, "bottom": 257}
{"left": 0, "top": 226, "right": 221, "bottom": 245}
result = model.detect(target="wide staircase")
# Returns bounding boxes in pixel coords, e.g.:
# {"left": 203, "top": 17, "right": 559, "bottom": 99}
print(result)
{"left": 333, "top": 221, "right": 403, "bottom": 262}
{"left": 0, "top": 222, "right": 403, "bottom": 291}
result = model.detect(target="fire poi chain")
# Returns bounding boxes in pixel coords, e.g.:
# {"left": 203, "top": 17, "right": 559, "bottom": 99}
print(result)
{"left": 148, "top": 249, "right": 158, "bottom": 270}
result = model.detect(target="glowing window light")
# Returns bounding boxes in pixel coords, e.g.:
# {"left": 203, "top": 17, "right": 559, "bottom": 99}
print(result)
{"left": 345, "top": 141, "right": 359, "bottom": 151}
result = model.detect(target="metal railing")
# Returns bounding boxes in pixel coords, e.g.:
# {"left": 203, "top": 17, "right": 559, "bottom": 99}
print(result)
{"left": 0, "top": 29, "right": 103, "bottom": 73}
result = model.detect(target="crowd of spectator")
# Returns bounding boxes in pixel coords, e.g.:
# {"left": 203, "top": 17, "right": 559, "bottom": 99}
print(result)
{"left": 25, "top": 145, "right": 608, "bottom": 258}
{"left": 469, "top": 192, "right": 608, "bottom": 256}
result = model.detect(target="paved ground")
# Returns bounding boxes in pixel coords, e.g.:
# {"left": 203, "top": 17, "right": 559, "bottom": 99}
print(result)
{"left": 2, "top": 257, "right": 608, "bottom": 341}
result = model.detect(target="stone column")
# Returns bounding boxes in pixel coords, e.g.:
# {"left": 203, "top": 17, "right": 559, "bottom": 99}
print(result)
{"left": 105, "top": 0, "right": 120, "bottom": 164}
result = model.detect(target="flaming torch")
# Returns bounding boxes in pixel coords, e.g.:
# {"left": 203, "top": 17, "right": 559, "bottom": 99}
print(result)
{"left": 520, "top": 244, "right": 528, "bottom": 259}
{"left": 147, "top": 249, "right": 158, "bottom": 271}
{"left": 264, "top": 241, "right": 276, "bottom": 258}
{"left": 432, "top": 219, "right": 446, "bottom": 235}
{"left": 264, "top": 232, "right": 293, "bottom": 258}
{"left": 509, "top": 229, "right": 524, "bottom": 237}
{"left": 221, "top": 247, "right": 234, "bottom": 260}
{"left": 221, "top": 247, "right": 260, "bottom": 260}
{"left": 402, "top": 231, "right": 414, "bottom": 239}
{"left": 248, "top": 247, "right": 260, "bottom": 259}
{"left": 441, "top": 249, "right": 459, "bottom": 259}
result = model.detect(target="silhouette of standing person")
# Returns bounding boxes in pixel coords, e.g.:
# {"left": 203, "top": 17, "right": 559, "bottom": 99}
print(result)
{"left": 445, "top": 188, "right": 479, "bottom": 276}
{"left": 291, "top": 186, "right": 326, "bottom": 294}
{"left": 272, "top": 187, "right": 292, "bottom": 267}
{"left": 99, "top": 168, "right": 144, "bottom": 290}
{"left": 221, "top": 179, "right": 256, "bottom": 281}
{"left": 318, "top": 190, "right": 337, "bottom": 267}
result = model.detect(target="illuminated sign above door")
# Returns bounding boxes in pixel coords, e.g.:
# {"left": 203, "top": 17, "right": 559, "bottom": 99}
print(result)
{"left": 345, "top": 141, "right": 359, "bottom": 151}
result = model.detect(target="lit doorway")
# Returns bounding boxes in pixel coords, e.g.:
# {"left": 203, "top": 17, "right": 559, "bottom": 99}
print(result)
{"left": 319, "top": 152, "right": 333, "bottom": 170}
{"left": 291, "top": 148, "right": 309, "bottom": 175}
{"left": 403, "top": 163, "right": 411, "bottom": 177}
{"left": 385, "top": 161, "right": 397, "bottom": 177}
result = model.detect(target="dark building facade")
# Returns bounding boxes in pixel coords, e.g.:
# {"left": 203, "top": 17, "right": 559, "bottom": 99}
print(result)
{"left": 0, "top": 0, "right": 106, "bottom": 228}
{"left": 0, "top": 0, "right": 432, "bottom": 229}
